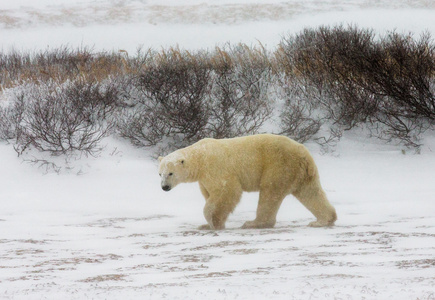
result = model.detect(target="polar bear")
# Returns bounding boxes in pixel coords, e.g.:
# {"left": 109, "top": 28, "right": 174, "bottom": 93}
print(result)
{"left": 158, "top": 134, "right": 337, "bottom": 230}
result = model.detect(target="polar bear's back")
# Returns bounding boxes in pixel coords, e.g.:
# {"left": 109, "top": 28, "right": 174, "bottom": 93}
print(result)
{"left": 192, "top": 134, "right": 316, "bottom": 192}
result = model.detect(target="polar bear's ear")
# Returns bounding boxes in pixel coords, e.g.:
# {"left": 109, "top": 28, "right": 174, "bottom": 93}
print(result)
{"left": 158, "top": 156, "right": 164, "bottom": 162}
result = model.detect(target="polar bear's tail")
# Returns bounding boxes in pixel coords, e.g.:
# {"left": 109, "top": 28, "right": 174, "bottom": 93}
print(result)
{"left": 298, "top": 145, "right": 318, "bottom": 179}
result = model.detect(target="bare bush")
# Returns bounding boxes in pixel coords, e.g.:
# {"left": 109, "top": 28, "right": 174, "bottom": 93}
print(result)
{"left": 0, "top": 92, "right": 26, "bottom": 141}
{"left": 363, "top": 32, "right": 435, "bottom": 148}
{"left": 376, "top": 32, "right": 435, "bottom": 120}
{"left": 369, "top": 112, "right": 427, "bottom": 149}
{"left": 64, "top": 77, "right": 123, "bottom": 120}
{"left": 277, "top": 25, "right": 435, "bottom": 148}
{"left": 2, "top": 32, "right": 434, "bottom": 160}
{"left": 118, "top": 45, "right": 274, "bottom": 153}
{"left": 5, "top": 80, "right": 115, "bottom": 157}
{"left": 277, "top": 25, "right": 380, "bottom": 129}
{"left": 208, "top": 44, "right": 273, "bottom": 138}
{"left": 314, "top": 126, "right": 343, "bottom": 155}
{"left": 276, "top": 76, "right": 322, "bottom": 143}
{"left": 117, "top": 48, "right": 212, "bottom": 151}
{"left": 117, "top": 106, "right": 170, "bottom": 148}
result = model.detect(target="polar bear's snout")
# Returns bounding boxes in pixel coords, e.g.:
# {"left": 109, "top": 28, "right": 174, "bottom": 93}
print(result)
{"left": 160, "top": 174, "right": 174, "bottom": 191}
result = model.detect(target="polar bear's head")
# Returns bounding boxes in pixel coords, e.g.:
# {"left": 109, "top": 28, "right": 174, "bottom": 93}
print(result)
{"left": 158, "top": 153, "right": 187, "bottom": 192}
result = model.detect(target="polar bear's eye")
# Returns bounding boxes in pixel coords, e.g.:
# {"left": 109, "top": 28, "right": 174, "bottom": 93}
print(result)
{"left": 169, "top": 173, "right": 173, "bottom": 176}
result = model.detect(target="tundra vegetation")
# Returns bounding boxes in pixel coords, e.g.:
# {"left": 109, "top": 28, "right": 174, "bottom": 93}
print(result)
{"left": 1, "top": 25, "right": 434, "bottom": 165}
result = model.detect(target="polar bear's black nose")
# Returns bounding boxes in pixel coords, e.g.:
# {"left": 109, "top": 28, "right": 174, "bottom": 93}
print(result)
{"left": 162, "top": 185, "right": 171, "bottom": 191}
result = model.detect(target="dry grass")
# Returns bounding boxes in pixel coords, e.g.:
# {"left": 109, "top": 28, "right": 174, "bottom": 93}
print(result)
{"left": 80, "top": 274, "right": 128, "bottom": 282}
{"left": 0, "top": 47, "right": 136, "bottom": 90}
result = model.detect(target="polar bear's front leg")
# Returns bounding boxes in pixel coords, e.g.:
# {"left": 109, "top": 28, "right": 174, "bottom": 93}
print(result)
{"left": 198, "top": 184, "right": 242, "bottom": 230}
{"left": 198, "top": 183, "right": 214, "bottom": 230}
{"left": 202, "top": 201, "right": 222, "bottom": 230}
{"left": 201, "top": 199, "right": 233, "bottom": 230}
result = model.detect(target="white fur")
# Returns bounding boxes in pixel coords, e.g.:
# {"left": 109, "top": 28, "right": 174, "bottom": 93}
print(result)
{"left": 158, "top": 134, "right": 337, "bottom": 230}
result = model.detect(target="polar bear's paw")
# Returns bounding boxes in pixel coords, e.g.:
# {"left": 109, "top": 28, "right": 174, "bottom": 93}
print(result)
{"left": 198, "top": 224, "right": 212, "bottom": 230}
{"left": 308, "top": 220, "right": 335, "bottom": 227}
{"left": 241, "top": 220, "right": 275, "bottom": 229}
{"left": 197, "top": 224, "right": 225, "bottom": 230}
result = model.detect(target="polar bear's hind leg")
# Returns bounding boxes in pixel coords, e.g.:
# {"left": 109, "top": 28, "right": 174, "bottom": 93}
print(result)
{"left": 241, "top": 188, "right": 287, "bottom": 229}
{"left": 294, "top": 180, "right": 337, "bottom": 227}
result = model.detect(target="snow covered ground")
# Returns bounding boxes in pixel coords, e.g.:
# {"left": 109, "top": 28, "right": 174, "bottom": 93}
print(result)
{"left": 1, "top": 136, "right": 434, "bottom": 299}
{"left": 1, "top": 1, "right": 435, "bottom": 299}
